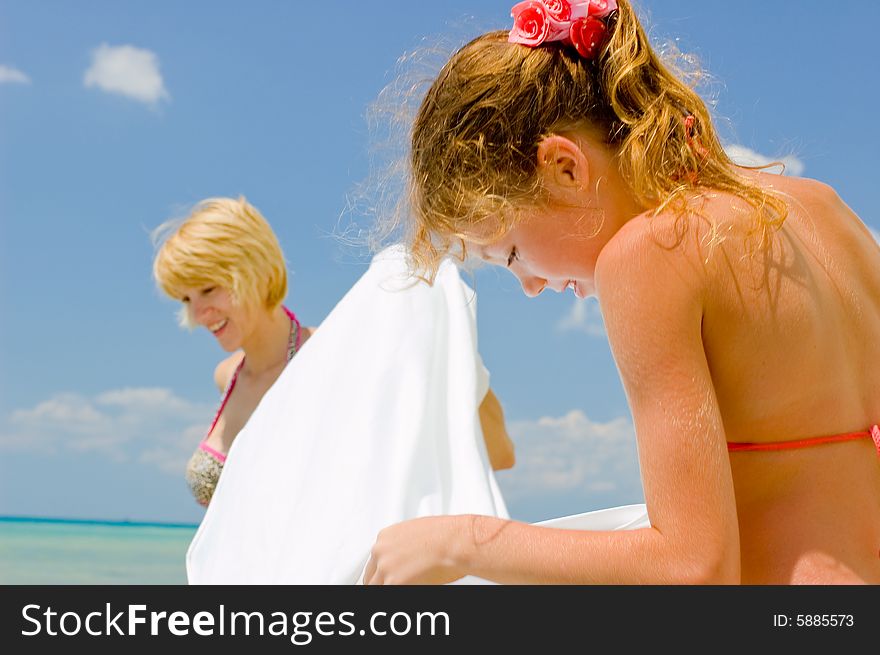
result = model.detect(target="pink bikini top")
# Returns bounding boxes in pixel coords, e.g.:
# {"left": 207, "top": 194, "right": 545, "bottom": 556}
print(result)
{"left": 200, "top": 306, "right": 302, "bottom": 463}
{"left": 728, "top": 424, "right": 880, "bottom": 456}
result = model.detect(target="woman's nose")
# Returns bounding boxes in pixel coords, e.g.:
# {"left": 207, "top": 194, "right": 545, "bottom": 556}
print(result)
{"left": 190, "top": 297, "right": 210, "bottom": 322}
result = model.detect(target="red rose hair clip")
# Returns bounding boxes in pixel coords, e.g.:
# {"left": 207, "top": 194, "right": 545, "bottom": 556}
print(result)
{"left": 508, "top": 0, "right": 618, "bottom": 60}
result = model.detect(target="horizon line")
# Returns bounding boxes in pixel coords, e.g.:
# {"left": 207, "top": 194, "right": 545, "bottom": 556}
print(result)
{"left": 0, "top": 515, "right": 199, "bottom": 529}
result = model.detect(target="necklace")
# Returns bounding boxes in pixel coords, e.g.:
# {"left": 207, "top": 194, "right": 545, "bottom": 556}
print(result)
{"left": 283, "top": 305, "right": 300, "bottom": 362}
{"left": 237, "top": 307, "right": 300, "bottom": 378}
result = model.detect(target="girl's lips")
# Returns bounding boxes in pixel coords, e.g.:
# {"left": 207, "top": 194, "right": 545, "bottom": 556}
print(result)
{"left": 209, "top": 319, "right": 228, "bottom": 336}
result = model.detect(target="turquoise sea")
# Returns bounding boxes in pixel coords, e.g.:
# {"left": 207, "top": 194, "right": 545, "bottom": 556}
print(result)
{"left": 0, "top": 517, "right": 197, "bottom": 584}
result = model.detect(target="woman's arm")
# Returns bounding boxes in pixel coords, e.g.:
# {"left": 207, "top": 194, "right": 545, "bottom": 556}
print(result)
{"left": 364, "top": 219, "right": 741, "bottom": 584}
{"left": 479, "top": 388, "right": 516, "bottom": 470}
{"left": 297, "top": 325, "right": 316, "bottom": 349}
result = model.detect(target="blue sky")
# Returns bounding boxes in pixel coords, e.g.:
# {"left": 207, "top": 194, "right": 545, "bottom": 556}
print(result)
{"left": 1, "top": 1, "right": 878, "bottom": 525}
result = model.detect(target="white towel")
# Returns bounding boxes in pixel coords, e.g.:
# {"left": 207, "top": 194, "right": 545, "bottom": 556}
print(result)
{"left": 537, "top": 504, "right": 650, "bottom": 531}
{"left": 186, "top": 245, "right": 509, "bottom": 584}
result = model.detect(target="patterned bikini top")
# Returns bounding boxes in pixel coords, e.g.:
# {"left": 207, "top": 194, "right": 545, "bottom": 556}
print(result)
{"left": 185, "top": 307, "right": 301, "bottom": 507}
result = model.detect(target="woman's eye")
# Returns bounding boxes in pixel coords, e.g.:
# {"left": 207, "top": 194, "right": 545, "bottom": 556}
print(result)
{"left": 202, "top": 286, "right": 215, "bottom": 295}
{"left": 181, "top": 297, "right": 190, "bottom": 304}
{"left": 506, "top": 247, "right": 518, "bottom": 267}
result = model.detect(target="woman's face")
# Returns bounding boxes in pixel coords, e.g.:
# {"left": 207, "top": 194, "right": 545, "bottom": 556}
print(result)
{"left": 179, "top": 284, "right": 251, "bottom": 352}
{"left": 475, "top": 202, "right": 605, "bottom": 299}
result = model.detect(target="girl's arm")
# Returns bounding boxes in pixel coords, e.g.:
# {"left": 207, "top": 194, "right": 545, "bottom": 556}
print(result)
{"left": 364, "top": 218, "right": 741, "bottom": 584}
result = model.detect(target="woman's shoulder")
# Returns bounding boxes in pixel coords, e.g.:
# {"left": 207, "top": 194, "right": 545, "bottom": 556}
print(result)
{"left": 297, "top": 325, "right": 318, "bottom": 350}
{"left": 213, "top": 352, "right": 245, "bottom": 393}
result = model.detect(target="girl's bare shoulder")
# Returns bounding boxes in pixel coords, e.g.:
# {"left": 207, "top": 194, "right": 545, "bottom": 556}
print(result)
{"left": 597, "top": 174, "right": 845, "bottom": 285}
{"left": 595, "top": 205, "right": 712, "bottom": 296}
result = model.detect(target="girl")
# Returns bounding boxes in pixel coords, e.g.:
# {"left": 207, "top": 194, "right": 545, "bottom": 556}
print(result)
{"left": 364, "top": 0, "right": 880, "bottom": 584}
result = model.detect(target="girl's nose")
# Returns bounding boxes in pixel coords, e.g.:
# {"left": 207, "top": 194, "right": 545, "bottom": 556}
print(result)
{"left": 519, "top": 275, "right": 547, "bottom": 298}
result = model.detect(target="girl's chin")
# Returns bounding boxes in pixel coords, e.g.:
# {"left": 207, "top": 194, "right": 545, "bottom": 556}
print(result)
{"left": 568, "top": 281, "right": 589, "bottom": 299}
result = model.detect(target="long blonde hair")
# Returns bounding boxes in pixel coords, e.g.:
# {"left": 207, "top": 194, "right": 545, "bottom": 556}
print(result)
{"left": 407, "top": 1, "right": 787, "bottom": 279}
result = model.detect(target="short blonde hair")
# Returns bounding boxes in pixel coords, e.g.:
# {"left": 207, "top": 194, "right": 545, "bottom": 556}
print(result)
{"left": 152, "top": 196, "right": 288, "bottom": 328}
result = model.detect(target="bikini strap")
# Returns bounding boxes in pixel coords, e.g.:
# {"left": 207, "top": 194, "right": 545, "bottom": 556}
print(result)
{"left": 203, "top": 307, "right": 300, "bottom": 444}
{"left": 282, "top": 305, "right": 302, "bottom": 357}
{"left": 729, "top": 425, "right": 880, "bottom": 457}
{"left": 205, "top": 356, "right": 245, "bottom": 440}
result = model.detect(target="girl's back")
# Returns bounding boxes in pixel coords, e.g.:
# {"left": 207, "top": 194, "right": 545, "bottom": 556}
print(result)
{"left": 696, "top": 172, "right": 880, "bottom": 583}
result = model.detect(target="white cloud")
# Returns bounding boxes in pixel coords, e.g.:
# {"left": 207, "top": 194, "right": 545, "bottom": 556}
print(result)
{"left": 140, "top": 424, "right": 207, "bottom": 475}
{"left": 495, "top": 409, "right": 643, "bottom": 520}
{"left": 11, "top": 394, "right": 108, "bottom": 432}
{"left": 557, "top": 297, "right": 606, "bottom": 337}
{"left": 1, "top": 388, "right": 211, "bottom": 474}
{"left": 83, "top": 44, "right": 169, "bottom": 106}
{"left": 97, "top": 387, "right": 197, "bottom": 413}
{"left": 725, "top": 144, "right": 804, "bottom": 177}
{"left": 0, "top": 65, "right": 30, "bottom": 84}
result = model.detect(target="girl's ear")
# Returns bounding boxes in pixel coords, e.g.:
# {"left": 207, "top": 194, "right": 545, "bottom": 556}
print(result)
{"left": 536, "top": 135, "right": 591, "bottom": 201}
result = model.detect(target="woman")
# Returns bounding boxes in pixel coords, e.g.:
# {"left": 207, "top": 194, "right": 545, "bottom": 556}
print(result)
{"left": 153, "top": 196, "right": 514, "bottom": 507}
{"left": 363, "top": 0, "right": 880, "bottom": 584}
{"left": 153, "top": 196, "right": 314, "bottom": 506}
{"left": 186, "top": 243, "right": 513, "bottom": 583}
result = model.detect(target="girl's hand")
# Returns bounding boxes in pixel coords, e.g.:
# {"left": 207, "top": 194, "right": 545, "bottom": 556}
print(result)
{"left": 363, "top": 515, "right": 470, "bottom": 585}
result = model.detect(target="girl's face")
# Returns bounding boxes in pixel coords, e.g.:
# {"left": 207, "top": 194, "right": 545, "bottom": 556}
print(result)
{"left": 473, "top": 131, "right": 637, "bottom": 299}
{"left": 179, "top": 284, "right": 252, "bottom": 352}
{"left": 475, "top": 202, "right": 607, "bottom": 299}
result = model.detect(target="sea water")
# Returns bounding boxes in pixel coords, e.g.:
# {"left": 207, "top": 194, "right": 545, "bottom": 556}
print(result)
{"left": 0, "top": 517, "right": 197, "bottom": 584}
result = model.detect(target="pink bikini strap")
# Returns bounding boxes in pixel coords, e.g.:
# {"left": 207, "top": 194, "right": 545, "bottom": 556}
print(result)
{"left": 204, "top": 356, "right": 246, "bottom": 441}
{"left": 199, "top": 441, "right": 228, "bottom": 463}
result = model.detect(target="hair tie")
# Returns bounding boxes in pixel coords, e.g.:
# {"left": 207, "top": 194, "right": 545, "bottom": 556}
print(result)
{"left": 508, "top": 0, "right": 618, "bottom": 60}
{"left": 683, "top": 114, "right": 709, "bottom": 160}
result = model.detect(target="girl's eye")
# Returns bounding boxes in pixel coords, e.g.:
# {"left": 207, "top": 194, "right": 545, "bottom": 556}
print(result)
{"left": 202, "top": 286, "right": 216, "bottom": 295}
{"left": 181, "top": 297, "right": 190, "bottom": 304}
{"left": 506, "top": 247, "right": 518, "bottom": 267}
